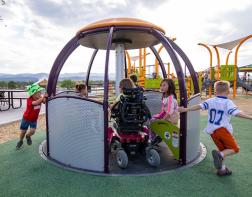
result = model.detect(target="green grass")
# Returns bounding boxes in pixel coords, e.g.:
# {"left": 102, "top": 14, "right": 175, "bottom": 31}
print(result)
{"left": 0, "top": 116, "right": 252, "bottom": 197}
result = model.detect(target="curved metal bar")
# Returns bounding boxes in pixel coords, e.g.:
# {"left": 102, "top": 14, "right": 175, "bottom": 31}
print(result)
{"left": 234, "top": 34, "right": 252, "bottom": 98}
{"left": 48, "top": 94, "right": 103, "bottom": 105}
{"left": 86, "top": 49, "right": 99, "bottom": 86}
{"left": 151, "top": 29, "right": 188, "bottom": 165}
{"left": 198, "top": 43, "right": 213, "bottom": 97}
{"left": 46, "top": 27, "right": 110, "bottom": 159}
{"left": 226, "top": 50, "right": 232, "bottom": 65}
{"left": 47, "top": 27, "right": 111, "bottom": 97}
{"left": 168, "top": 38, "right": 200, "bottom": 93}
{"left": 103, "top": 27, "right": 114, "bottom": 173}
{"left": 198, "top": 43, "right": 213, "bottom": 69}
{"left": 213, "top": 46, "right": 220, "bottom": 80}
{"left": 47, "top": 36, "right": 80, "bottom": 96}
{"left": 77, "top": 27, "right": 113, "bottom": 38}
{"left": 234, "top": 35, "right": 252, "bottom": 65}
{"left": 155, "top": 45, "right": 164, "bottom": 74}
{"left": 149, "top": 46, "right": 167, "bottom": 78}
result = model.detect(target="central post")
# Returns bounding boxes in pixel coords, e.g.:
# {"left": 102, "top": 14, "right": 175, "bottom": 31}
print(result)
{"left": 115, "top": 43, "right": 126, "bottom": 96}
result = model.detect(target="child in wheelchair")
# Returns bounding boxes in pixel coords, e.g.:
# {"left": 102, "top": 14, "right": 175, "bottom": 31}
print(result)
{"left": 108, "top": 79, "right": 160, "bottom": 169}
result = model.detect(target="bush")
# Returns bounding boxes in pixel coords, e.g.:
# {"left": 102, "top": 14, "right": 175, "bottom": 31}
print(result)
{"left": 60, "top": 79, "right": 75, "bottom": 90}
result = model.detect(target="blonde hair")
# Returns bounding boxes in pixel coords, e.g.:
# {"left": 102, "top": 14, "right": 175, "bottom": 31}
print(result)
{"left": 214, "top": 81, "right": 230, "bottom": 94}
{"left": 119, "top": 79, "right": 135, "bottom": 89}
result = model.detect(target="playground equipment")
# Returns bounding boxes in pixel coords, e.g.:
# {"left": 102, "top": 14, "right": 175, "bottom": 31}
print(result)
{"left": 200, "top": 63, "right": 252, "bottom": 96}
{"left": 198, "top": 34, "right": 252, "bottom": 98}
{"left": 125, "top": 41, "right": 175, "bottom": 89}
{"left": 237, "top": 64, "right": 252, "bottom": 93}
{"left": 40, "top": 18, "right": 206, "bottom": 175}
{"left": 125, "top": 44, "right": 199, "bottom": 99}
{"left": 126, "top": 51, "right": 197, "bottom": 99}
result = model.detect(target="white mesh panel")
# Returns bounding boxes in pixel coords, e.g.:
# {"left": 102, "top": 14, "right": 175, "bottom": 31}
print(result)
{"left": 186, "top": 94, "right": 201, "bottom": 163}
{"left": 48, "top": 97, "right": 104, "bottom": 172}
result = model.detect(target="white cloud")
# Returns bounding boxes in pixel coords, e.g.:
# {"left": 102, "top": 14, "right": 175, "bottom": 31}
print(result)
{"left": 0, "top": 0, "right": 251, "bottom": 76}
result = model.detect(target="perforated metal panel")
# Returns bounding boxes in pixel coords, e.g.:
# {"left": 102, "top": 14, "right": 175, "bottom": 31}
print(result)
{"left": 186, "top": 94, "right": 201, "bottom": 163}
{"left": 144, "top": 91, "right": 162, "bottom": 116}
{"left": 48, "top": 97, "right": 104, "bottom": 172}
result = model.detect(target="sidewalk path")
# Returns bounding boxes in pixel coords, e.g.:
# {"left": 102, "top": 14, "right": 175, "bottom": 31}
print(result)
{"left": 0, "top": 99, "right": 45, "bottom": 125}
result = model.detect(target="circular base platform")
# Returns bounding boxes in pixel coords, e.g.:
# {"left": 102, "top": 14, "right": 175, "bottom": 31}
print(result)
{"left": 39, "top": 140, "right": 207, "bottom": 176}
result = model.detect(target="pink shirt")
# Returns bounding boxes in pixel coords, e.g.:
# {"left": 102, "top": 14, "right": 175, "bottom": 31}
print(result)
{"left": 161, "top": 95, "right": 178, "bottom": 115}
{"left": 152, "top": 95, "right": 179, "bottom": 124}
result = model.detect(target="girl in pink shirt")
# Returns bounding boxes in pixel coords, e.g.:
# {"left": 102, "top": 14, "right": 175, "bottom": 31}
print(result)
{"left": 152, "top": 79, "right": 179, "bottom": 124}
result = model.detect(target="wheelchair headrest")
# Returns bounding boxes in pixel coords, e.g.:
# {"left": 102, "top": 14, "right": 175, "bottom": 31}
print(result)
{"left": 110, "top": 87, "right": 151, "bottom": 130}
{"left": 122, "top": 87, "right": 145, "bottom": 101}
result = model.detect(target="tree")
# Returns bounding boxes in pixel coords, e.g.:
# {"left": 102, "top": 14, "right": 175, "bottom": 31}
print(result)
{"left": 0, "top": 81, "right": 7, "bottom": 88}
{"left": 60, "top": 80, "right": 75, "bottom": 90}
{"left": 8, "top": 81, "right": 16, "bottom": 89}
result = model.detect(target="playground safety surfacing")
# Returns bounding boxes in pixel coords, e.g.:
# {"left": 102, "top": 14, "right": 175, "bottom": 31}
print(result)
{"left": 39, "top": 140, "right": 207, "bottom": 176}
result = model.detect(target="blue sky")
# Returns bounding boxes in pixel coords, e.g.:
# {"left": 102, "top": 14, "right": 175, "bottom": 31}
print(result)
{"left": 0, "top": 0, "right": 252, "bottom": 74}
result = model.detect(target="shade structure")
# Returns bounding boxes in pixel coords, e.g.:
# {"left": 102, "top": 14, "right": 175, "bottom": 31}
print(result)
{"left": 77, "top": 18, "right": 165, "bottom": 34}
{"left": 77, "top": 18, "right": 165, "bottom": 50}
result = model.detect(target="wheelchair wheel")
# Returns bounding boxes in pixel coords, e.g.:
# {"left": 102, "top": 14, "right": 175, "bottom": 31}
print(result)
{"left": 146, "top": 148, "right": 160, "bottom": 167}
{"left": 116, "top": 149, "right": 128, "bottom": 169}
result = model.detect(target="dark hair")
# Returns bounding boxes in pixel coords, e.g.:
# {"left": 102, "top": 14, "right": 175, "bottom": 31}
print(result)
{"left": 130, "top": 74, "right": 138, "bottom": 83}
{"left": 161, "top": 79, "right": 177, "bottom": 99}
{"left": 76, "top": 84, "right": 86, "bottom": 92}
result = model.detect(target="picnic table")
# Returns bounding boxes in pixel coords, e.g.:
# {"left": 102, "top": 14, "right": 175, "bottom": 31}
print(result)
{"left": 0, "top": 89, "right": 27, "bottom": 111}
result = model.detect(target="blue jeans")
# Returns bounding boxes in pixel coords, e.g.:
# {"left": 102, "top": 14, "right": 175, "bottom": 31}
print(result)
{"left": 20, "top": 118, "right": 37, "bottom": 131}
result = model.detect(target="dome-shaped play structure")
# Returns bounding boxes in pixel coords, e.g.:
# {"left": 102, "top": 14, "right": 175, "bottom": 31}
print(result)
{"left": 40, "top": 18, "right": 206, "bottom": 175}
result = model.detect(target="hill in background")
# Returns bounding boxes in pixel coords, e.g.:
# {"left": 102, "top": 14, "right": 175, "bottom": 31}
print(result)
{"left": 0, "top": 73, "right": 115, "bottom": 82}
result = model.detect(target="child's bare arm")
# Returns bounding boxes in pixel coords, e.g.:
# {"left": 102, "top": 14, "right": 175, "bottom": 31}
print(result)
{"left": 32, "top": 94, "right": 47, "bottom": 105}
{"left": 178, "top": 104, "right": 201, "bottom": 113}
{"left": 163, "top": 113, "right": 170, "bottom": 120}
{"left": 42, "top": 98, "right": 46, "bottom": 104}
{"left": 32, "top": 97, "right": 44, "bottom": 105}
{"left": 235, "top": 112, "right": 252, "bottom": 120}
{"left": 110, "top": 101, "right": 117, "bottom": 110}
{"left": 42, "top": 93, "right": 48, "bottom": 104}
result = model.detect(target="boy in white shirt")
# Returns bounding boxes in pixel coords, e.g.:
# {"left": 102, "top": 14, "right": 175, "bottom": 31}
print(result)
{"left": 179, "top": 81, "right": 252, "bottom": 176}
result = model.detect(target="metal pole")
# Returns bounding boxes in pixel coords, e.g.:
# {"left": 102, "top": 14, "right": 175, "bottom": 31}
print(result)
{"left": 151, "top": 29, "right": 187, "bottom": 165}
{"left": 213, "top": 46, "right": 220, "bottom": 81}
{"left": 198, "top": 43, "right": 213, "bottom": 97}
{"left": 225, "top": 50, "right": 232, "bottom": 65}
{"left": 149, "top": 46, "right": 167, "bottom": 79}
{"left": 86, "top": 49, "right": 98, "bottom": 86}
{"left": 103, "top": 27, "right": 114, "bottom": 173}
{"left": 168, "top": 38, "right": 199, "bottom": 93}
{"left": 234, "top": 35, "right": 252, "bottom": 98}
{"left": 115, "top": 44, "right": 125, "bottom": 95}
